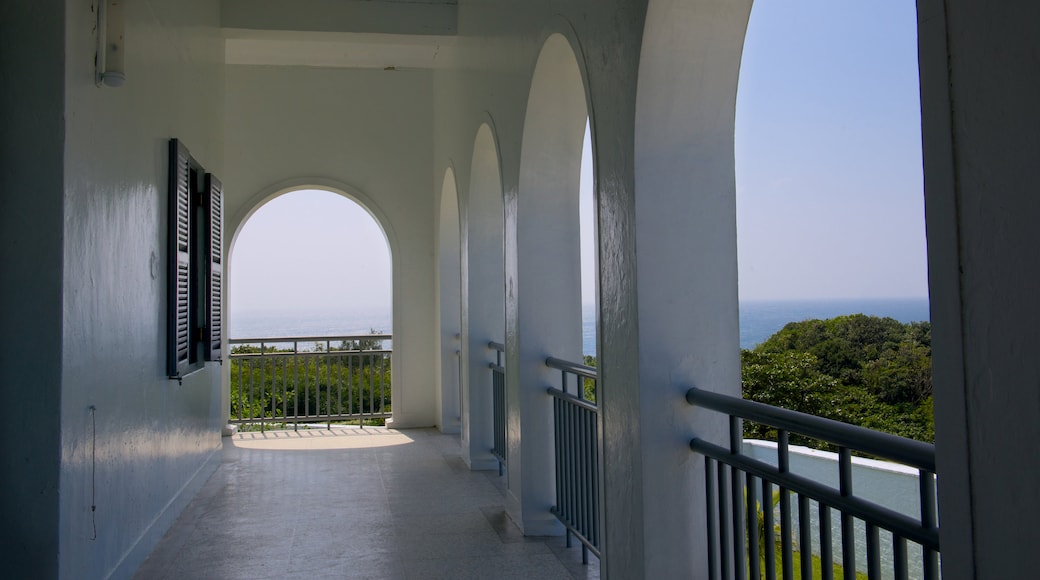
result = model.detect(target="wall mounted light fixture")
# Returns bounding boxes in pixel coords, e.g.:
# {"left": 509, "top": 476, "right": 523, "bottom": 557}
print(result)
{"left": 96, "top": 1, "right": 126, "bottom": 87}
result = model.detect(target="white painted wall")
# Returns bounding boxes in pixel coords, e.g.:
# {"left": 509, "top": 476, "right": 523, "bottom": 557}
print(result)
{"left": 57, "top": 1, "right": 226, "bottom": 578}
{"left": 223, "top": 65, "right": 437, "bottom": 428}
{"left": 918, "top": 1, "right": 1040, "bottom": 577}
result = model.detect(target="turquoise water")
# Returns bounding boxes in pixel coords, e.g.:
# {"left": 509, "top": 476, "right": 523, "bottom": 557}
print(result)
{"left": 231, "top": 297, "right": 930, "bottom": 356}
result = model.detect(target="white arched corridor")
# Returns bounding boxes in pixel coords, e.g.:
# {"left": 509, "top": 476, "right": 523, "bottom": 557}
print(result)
{"left": 6, "top": 1, "right": 1040, "bottom": 578}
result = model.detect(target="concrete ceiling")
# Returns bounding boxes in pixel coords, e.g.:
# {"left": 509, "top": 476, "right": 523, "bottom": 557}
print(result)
{"left": 221, "top": 0, "right": 457, "bottom": 69}
{"left": 224, "top": 29, "right": 457, "bottom": 70}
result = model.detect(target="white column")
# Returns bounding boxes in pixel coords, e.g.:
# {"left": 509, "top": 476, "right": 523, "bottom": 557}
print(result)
{"left": 920, "top": 1, "right": 1040, "bottom": 577}
{"left": 600, "top": 1, "right": 753, "bottom": 577}
{"left": 437, "top": 169, "right": 463, "bottom": 434}
{"left": 506, "top": 34, "right": 587, "bottom": 535}
{"left": 461, "top": 123, "right": 505, "bottom": 470}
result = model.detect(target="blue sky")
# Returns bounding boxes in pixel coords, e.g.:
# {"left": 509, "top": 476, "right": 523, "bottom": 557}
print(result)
{"left": 232, "top": 1, "right": 927, "bottom": 317}
{"left": 735, "top": 1, "right": 926, "bottom": 300}
{"left": 230, "top": 190, "right": 393, "bottom": 314}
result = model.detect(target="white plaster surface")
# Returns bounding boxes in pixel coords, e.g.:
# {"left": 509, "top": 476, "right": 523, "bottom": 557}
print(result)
{"left": 631, "top": 1, "right": 752, "bottom": 576}
{"left": 460, "top": 122, "right": 506, "bottom": 471}
{"left": 57, "top": 1, "right": 226, "bottom": 578}
{"left": 222, "top": 65, "right": 438, "bottom": 429}
{"left": 507, "top": 32, "right": 586, "bottom": 537}
{"left": 917, "top": 2, "right": 1040, "bottom": 577}
{"left": 437, "top": 168, "right": 463, "bottom": 433}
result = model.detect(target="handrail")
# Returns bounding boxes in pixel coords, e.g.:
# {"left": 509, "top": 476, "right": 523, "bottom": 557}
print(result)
{"left": 687, "top": 386, "right": 940, "bottom": 579}
{"left": 230, "top": 334, "right": 392, "bottom": 345}
{"left": 685, "top": 387, "right": 935, "bottom": 470}
{"left": 488, "top": 341, "right": 505, "bottom": 371}
{"left": 691, "top": 438, "right": 939, "bottom": 550}
{"left": 232, "top": 349, "right": 391, "bottom": 359}
{"left": 545, "top": 357, "right": 597, "bottom": 380}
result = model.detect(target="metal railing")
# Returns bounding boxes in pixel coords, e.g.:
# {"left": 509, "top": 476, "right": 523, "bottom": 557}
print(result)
{"left": 686, "top": 387, "right": 939, "bottom": 580}
{"left": 229, "top": 335, "right": 392, "bottom": 431}
{"left": 488, "top": 341, "right": 507, "bottom": 475}
{"left": 546, "top": 356, "right": 601, "bottom": 564}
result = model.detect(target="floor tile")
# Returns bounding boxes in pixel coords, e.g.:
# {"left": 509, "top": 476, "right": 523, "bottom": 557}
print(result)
{"left": 134, "top": 427, "right": 598, "bottom": 580}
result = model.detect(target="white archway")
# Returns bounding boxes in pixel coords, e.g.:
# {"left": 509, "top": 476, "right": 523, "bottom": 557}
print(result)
{"left": 625, "top": 0, "right": 753, "bottom": 576}
{"left": 224, "top": 181, "right": 401, "bottom": 425}
{"left": 436, "top": 168, "right": 463, "bottom": 434}
{"left": 461, "top": 121, "right": 506, "bottom": 470}
{"left": 506, "top": 31, "right": 589, "bottom": 536}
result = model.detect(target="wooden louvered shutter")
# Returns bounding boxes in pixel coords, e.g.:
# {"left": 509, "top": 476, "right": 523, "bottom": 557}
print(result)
{"left": 167, "top": 139, "right": 192, "bottom": 377}
{"left": 203, "top": 173, "right": 223, "bottom": 361}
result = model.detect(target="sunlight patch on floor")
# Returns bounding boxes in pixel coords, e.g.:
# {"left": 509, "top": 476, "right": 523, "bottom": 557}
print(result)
{"left": 231, "top": 425, "right": 414, "bottom": 450}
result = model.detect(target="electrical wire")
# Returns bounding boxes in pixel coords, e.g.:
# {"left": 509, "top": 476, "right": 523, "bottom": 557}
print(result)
{"left": 89, "top": 405, "right": 97, "bottom": 541}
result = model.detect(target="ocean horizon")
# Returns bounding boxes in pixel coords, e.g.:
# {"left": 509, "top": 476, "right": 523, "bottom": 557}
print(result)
{"left": 231, "top": 297, "right": 930, "bottom": 356}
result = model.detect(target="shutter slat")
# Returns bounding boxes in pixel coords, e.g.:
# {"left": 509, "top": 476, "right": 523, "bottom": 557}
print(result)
{"left": 204, "top": 173, "right": 223, "bottom": 361}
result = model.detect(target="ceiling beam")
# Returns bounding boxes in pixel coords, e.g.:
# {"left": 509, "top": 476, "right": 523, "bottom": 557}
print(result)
{"left": 221, "top": 0, "right": 457, "bottom": 36}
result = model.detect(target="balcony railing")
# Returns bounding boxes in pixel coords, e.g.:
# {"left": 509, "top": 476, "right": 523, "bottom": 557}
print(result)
{"left": 686, "top": 387, "right": 939, "bottom": 580}
{"left": 488, "top": 341, "right": 507, "bottom": 475}
{"left": 546, "top": 356, "right": 601, "bottom": 564}
{"left": 229, "top": 335, "right": 392, "bottom": 431}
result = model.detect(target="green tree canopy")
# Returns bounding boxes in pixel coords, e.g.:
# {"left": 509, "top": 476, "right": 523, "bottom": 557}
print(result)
{"left": 743, "top": 314, "right": 933, "bottom": 445}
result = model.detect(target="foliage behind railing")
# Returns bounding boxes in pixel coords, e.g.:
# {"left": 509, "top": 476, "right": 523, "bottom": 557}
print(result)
{"left": 229, "top": 335, "right": 391, "bottom": 430}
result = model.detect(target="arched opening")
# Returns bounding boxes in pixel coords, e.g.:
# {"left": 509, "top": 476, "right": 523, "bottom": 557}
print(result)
{"left": 507, "top": 31, "right": 590, "bottom": 536}
{"left": 733, "top": 2, "right": 930, "bottom": 576}
{"left": 437, "top": 168, "right": 463, "bottom": 434}
{"left": 461, "top": 121, "right": 506, "bottom": 470}
{"left": 227, "top": 187, "right": 394, "bottom": 430}
{"left": 736, "top": 2, "right": 928, "bottom": 343}
{"left": 579, "top": 119, "right": 597, "bottom": 363}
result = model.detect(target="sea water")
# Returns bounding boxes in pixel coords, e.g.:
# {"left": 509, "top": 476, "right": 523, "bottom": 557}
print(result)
{"left": 231, "top": 297, "right": 929, "bottom": 356}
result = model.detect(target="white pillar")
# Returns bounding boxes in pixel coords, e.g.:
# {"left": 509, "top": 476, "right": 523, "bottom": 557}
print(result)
{"left": 437, "top": 169, "right": 463, "bottom": 434}
{"left": 598, "top": 1, "right": 752, "bottom": 577}
{"left": 919, "top": 1, "right": 1040, "bottom": 577}
{"left": 461, "top": 123, "right": 505, "bottom": 470}
{"left": 506, "top": 33, "right": 587, "bottom": 535}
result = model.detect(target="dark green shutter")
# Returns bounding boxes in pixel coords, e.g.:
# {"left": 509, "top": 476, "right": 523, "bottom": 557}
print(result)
{"left": 168, "top": 139, "right": 192, "bottom": 377}
{"left": 204, "top": 173, "right": 223, "bottom": 361}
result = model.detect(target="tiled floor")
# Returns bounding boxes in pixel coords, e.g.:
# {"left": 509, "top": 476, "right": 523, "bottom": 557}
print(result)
{"left": 134, "top": 427, "right": 600, "bottom": 580}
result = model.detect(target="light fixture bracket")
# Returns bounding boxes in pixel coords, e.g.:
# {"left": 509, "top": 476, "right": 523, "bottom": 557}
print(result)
{"left": 95, "top": 1, "right": 126, "bottom": 87}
